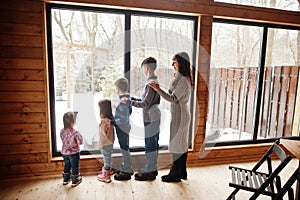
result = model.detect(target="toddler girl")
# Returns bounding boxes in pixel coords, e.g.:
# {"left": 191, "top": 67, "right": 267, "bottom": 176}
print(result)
{"left": 60, "top": 111, "right": 83, "bottom": 187}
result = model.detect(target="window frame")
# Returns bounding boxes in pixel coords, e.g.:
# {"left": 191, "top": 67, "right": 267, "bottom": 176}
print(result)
{"left": 206, "top": 18, "right": 300, "bottom": 147}
{"left": 213, "top": 0, "right": 300, "bottom": 12}
{"left": 46, "top": 3, "right": 198, "bottom": 157}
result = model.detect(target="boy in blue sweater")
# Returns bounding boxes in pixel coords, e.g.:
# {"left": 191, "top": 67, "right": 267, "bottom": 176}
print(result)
{"left": 104, "top": 77, "right": 133, "bottom": 180}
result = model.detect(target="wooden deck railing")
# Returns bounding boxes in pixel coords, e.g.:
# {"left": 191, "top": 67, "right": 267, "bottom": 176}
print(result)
{"left": 207, "top": 66, "right": 299, "bottom": 138}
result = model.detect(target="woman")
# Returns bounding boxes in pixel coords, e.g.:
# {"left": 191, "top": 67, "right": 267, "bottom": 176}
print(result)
{"left": 149, "top": 52, "right": 193, "bottom": 182}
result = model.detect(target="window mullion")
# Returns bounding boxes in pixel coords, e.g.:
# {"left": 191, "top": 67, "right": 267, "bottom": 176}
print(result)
{"left": 125, "top": 12, "right": 131, "bottom": 90}
{"left": 252, "top": 26, "right": 268, "bottom": 142}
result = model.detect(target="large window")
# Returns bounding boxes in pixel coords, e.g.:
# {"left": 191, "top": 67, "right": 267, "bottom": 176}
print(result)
{"left": 129, "top": 14, "right": 195, "bottom": 149}
{"left": 214, "top": 0, "right": 300, "bottom": 12}
{"left": 206, "top": 19, "right": 300, "bottom": 145}
{"left": 258, "top": 28, "right": 300, "bottom": 139}
{"left": 207, "top": 22, "right": 263, "bottom": 143}
{"left": 47, "top": 4, "right": 197, "bottom": 155}
{"left": 48, "top": 7, "right": 125, "bottom": 154}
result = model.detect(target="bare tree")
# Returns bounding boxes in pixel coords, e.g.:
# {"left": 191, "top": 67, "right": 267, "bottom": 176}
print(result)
{"left": 54, "top": 11, "right": 75, "bottom": 43}
{"left": 80, "top": 12, "right": 98, "bottom": 46}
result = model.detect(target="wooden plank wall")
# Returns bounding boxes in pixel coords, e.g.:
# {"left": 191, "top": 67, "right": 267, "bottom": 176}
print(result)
{"left": 0, "top": 0, "right": 299, "bottom": 179}
{"left": 0, "top": 0, "right": 52, "bottom": 177}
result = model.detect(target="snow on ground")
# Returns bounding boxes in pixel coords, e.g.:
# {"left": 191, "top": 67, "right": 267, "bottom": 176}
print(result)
{"left": 54, "top": 94, "right": 170, "bottom": 151}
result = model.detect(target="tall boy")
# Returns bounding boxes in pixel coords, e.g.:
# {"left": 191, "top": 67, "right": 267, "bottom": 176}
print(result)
{"left": 108, "top": 77, "right": 133, "bottom": 180}
{"left": 128, "top": 57, "right": 161, "bottom": 181}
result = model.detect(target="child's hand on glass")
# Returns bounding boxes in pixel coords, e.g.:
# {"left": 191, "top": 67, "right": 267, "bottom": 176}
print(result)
{"left": 100, "top": 118, "right": 111, "bottom": 125}
{"left": 120, "top": 97, "right": 128, "bottom": 104}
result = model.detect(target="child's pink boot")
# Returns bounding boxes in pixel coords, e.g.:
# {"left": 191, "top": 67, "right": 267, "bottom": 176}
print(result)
{"left": 97, "top": 167, "right": 114, "bottom": 175}
{"left": 97, "top": 168, "right": 103, "bottom": 175}
{"left": 97, "top": 167, "right": 111, "bottom": 183}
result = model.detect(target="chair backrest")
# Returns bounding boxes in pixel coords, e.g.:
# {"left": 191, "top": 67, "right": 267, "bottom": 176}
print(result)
{"left": 252, "top": 140, "right": 289, "bottom": 173}
{"left": 272, "top": 142, "right": 287, "bottom": 161}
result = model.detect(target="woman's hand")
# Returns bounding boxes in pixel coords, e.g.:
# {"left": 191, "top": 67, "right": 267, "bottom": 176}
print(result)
{"left": 149, "top": 80, "right": 160, "bottom": 91}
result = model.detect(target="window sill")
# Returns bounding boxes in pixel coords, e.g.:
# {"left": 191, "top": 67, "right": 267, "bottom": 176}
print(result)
{"left": 51, "top": 149, "right": 171, "bottom": 162}
{"left": 203, "top": 142, "right": 272, "bottom": 151}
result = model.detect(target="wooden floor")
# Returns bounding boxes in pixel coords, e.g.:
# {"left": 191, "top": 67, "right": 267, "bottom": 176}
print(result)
{"left": 0, "top": 159, "right": 298, "bottom": 200}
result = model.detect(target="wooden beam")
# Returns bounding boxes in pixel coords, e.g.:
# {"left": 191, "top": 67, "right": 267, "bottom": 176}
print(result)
{"left": 46, "top": 0, "right": 300, "bottom": 26}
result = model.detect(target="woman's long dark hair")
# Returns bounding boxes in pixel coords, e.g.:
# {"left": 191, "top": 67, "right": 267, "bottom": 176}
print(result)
{"left": 98, "top": 99, "right": 114, "bottom": 120}
{"left": 173, "top": 52, "right": 194, "bottom": 88}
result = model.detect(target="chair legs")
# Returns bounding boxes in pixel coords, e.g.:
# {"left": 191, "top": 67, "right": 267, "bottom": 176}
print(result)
{"left": 288, "top": 188, "right": 294, "bottom": 200}
{"left": 227, "top": 141, "right": 293, "bottom": 200}
{"left": 227, "top": 188, "right": 239, "bottom": 200}
{"left": 228, "top": 185, "right": 295, "bottom": 200}
{"left": 274, "top": 169, "right": 298, "bottom": 200}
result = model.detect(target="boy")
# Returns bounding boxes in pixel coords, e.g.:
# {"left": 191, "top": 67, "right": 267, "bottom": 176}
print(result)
{"left": 128, "top": 57, "right": 161, "bottom": 181}
{"left": 105, "top": 77, "right": 133, "bottom": 180}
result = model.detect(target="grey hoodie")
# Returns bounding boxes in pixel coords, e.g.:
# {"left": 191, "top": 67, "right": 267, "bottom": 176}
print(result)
{"left": 129, "top": 74, "right": 161, "bottom": 123}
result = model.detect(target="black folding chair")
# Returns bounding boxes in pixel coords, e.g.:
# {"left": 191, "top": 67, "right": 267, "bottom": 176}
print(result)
{"left": 227, "top": 140, "right": 294, "bottom": 200}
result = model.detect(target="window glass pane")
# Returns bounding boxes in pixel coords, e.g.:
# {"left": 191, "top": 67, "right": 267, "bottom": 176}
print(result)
{"left": 130, "top": 15, "right": 195, "bottom": 148}
{"left": 206, "top": 22, "right": 263, "bottom": 143}
{"left": 214, "top": 0, "right": 299, "bottom": 12}
{"left": 51, "top": 8, "right": 124, "bottom": 151}
{"left": 258, "top": 28, "right": 300, "bottom": 139}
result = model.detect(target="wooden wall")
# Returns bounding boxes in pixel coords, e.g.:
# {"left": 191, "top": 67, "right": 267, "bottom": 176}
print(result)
{"left": 0, "top": 0, "right": 50, "bottom": 177}
{"left": 0, "top": 0, "right": 299, "bottom": 179}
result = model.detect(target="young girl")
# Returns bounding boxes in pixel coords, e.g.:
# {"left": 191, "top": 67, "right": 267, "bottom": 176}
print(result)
{"left": 60, "top": 111, "right": 83, "bottom": 187}
{"left": 97, "top": 99, "right": 115, "bottom": 183}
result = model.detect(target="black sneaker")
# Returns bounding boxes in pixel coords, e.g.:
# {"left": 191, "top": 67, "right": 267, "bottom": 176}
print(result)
{"left": 62, "top": 173, "right": 70, "bottom": 185}
{"left": 137, "top": 169, "right": 158, "bottom": 176}
{"left": 134, "top": 171, "right": 156, "bottom": 181}
{"left": 71, "top": 175, "right": 82, "bottom": 187}
{"left": 114, "top": 172, "right": 131, "bottom": 181}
